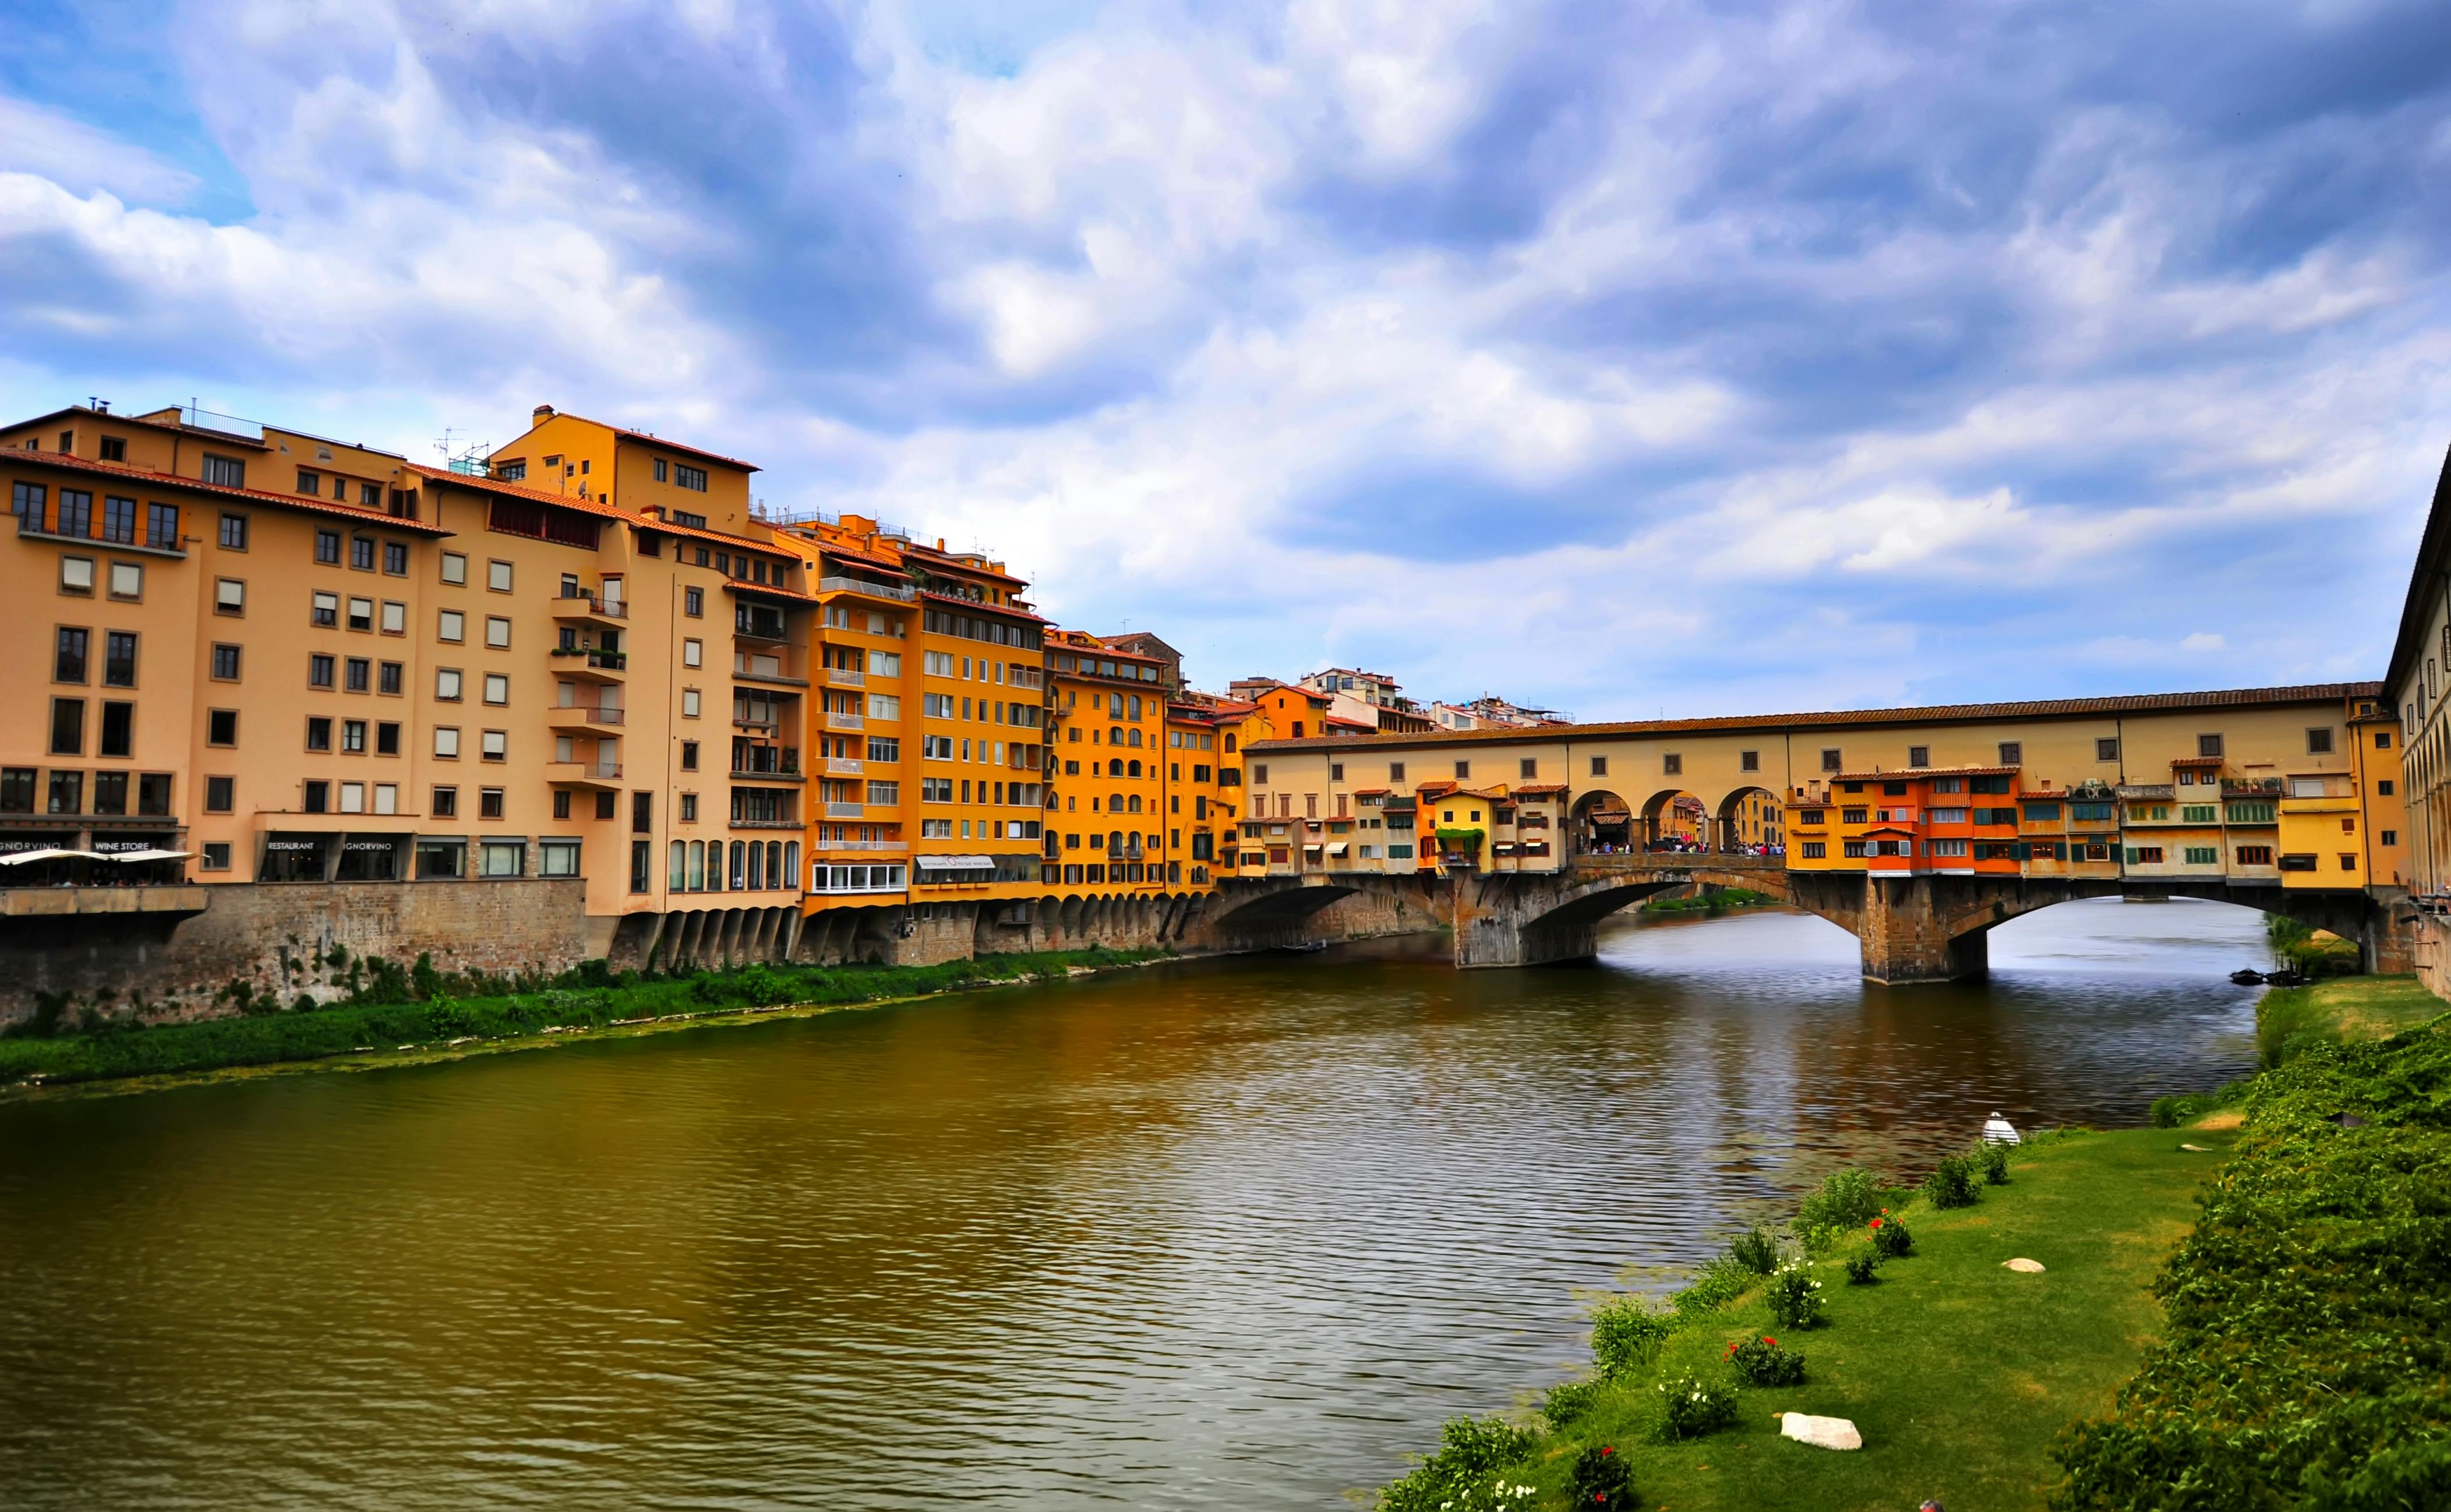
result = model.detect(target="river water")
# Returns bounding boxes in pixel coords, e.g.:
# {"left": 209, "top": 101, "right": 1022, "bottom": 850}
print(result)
{"left": 0, "top": 899, "right": 2269, "bottom": 1510}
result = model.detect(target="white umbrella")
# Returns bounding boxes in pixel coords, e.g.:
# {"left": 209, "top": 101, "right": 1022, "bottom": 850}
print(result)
{"left": 98, "top": 849, "right": 192, "bottom": 863}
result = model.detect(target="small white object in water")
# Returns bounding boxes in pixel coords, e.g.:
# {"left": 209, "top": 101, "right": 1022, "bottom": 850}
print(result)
{"left": 1982, "top": 1112, "right": 2021, "bottom": 1145}
{"left": 2004, "top": 1257, "right": 2046, "bottom": 1273}
{"left": 1779, "top": 1412, "right": 1862, "bottom": 1450}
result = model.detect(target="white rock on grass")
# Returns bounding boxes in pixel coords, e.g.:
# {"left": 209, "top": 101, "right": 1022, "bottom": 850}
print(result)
{"left": 1779, "top": 1412, "right": 1862, "bottom": 1451}
{"left": 2004, "top": 1257, "right": 2046, "bottom": 1273}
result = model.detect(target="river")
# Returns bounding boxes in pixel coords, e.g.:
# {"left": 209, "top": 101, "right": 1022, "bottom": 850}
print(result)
{"left": 0, "top": 898, "right": 2270, "bottom": 1510}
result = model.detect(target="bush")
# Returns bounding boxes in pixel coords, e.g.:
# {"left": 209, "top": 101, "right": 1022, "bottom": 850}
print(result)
{"left": 1727, "top": 1334, "right": 1807, "bottom": 1386}
{"left": 1763, "top": 1263, "right": 1825, "bottom": 1330}
{"left": 1843, "top": 1252, "right": 1881, "bottom": 1285}
{"left": 1796, "top": 1167, "right": 1884, "bottom": 1233}
{"left": 1671, "top": 1254, "right": 1755, "bottom": 1319}
{"left": 2149, "top": 1080, "right": 2249, "bottom": 1128}
{"left": 1976, "top": 1141, "right": 2009, "bottom": 1185}
{"left": 1589, "top": 1296, "right": 1673, "bottom": 1378}
{"left": 1568, "top": 1444, "right": 1633, "bottom": 1510}
{"left": 1923, "top": 1152, "right": 1981, "bottom": 1209}
{"left": 2052, "top": 1023, "right": 2451, "bottom": 1511}
{"left": 1871, "top": 1213, "right": 1913, "bottom": 1258}
{"left": 1376, "top": 1416, "right": 1538, "bottom": 1512}
{"left": 1658, "top": 1374, "right": 1740, "bottom": 1440}
{"left": 1542, "top": 1379, "right": 1599, "bottom": 1428}
{"left": 1726, "top": 1223, "right": 1781, "bottom": 1275}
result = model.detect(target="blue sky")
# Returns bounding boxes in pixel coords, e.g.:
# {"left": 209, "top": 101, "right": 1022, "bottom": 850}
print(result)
{"left": 3, "top": 0, "right": 2448, "bottom": 719}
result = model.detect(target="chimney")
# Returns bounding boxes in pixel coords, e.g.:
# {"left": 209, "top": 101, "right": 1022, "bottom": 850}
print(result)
{"left": 532, "top": 404, "right": 556, "bottom": 424}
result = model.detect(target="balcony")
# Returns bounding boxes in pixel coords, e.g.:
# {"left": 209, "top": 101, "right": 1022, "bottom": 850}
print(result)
{"left": 549, "top": 647, "right": 627, "bottom": 683}
{"left": 545, "top": 762, "right": 624, "bottom": 790}
{"left": 826, "top": 666, "right": 866, "bottom": 688}
{"left": 815, "top": 838, "right": 909, "bottom": 852}
{"left": 730, "top": 817, "right": 804, "bottom": 831}
{"left": 552, "top": 590, "right": 627, "bottom": 630}
{"left": 827, "top": 711, "right": 864, "bottom": 731}
{"left": 547, "top": 704, "right": 626, "bottom": 732}
{"left": 826, "top": 757, "right": 864, "bottom": 776}
{"left": 825, "top": 801, "right": 865, "bottom": 819}
{"left": 818, "top": 575, "right": 917, "bottom": 603}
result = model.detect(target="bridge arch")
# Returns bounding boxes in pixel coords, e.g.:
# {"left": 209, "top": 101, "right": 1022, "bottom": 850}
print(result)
{"left": 1640, "top": 788, "right": 1707, "bottom": 849}
{"left": 1715, "top": 785, "right": 1785, "bottom": 855}
{"left": 1574, "top": 790, "right": 1635, "bottom": 854}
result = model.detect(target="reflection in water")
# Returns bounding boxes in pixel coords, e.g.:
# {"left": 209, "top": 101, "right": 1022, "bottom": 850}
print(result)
{"left": 0, "top": 899, "right": 2267, "bottom": 1510}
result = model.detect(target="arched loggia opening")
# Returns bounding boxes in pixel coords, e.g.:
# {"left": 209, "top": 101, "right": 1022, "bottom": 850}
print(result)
{"left": 1716, "top": 786, "right": 1785, "bottom": 856}
{"left": 1574, "top": 790, "right": 1634, "bottom": 854}
{"left": 1641, "top": 789, "right": 1707, "bottom": 852}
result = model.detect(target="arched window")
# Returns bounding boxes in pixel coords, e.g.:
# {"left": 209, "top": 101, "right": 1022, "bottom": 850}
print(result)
{"left": 1108, "top": 830, "right": 1124, "bottom": 852}
{"left": 747, "top": 842, "right": 763, "bottom": 891}
{"left": 765, "top": 842, "right": 783, "bottom": 888}
{"left": 729, "top": 842, "right": 746, "bottom": 890}
{"left": 688, "top": 840, "right": 705, "bottom": 890}
{"left": 1127, "top": 794, "right": 1142, "bottom": 812}
{"left": 1108, "top": 758, "right": 1124, "bottom": 776}
{"left": 784, "top": 841, "right": 800, "bottom": 890}
{"left": 669, "top": 840, "right": 686, "bottom": 889}
{"left": 1128, "top": 729, "right": 1142, "bottom": 748}
{"left": 1128, "top": 759, "right": 1141, "bottom": 777}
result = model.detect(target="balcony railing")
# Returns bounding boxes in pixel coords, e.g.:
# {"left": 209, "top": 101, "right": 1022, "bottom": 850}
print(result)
{"left": 820, "top": 839, "right": 909, "bottom": 852}
{"left": 827, "top": 712, "right": 864, "bottom": 730}
{"left": 827, "top": 667, "right": 866, "bottom": 688}
{"left": 554, "top": 589, "right": 627, "bottom": 619}
{"left": 825, "top": 801, "right": 865, "bottom": 818}
{"left": 826, "top": 757, "right": 864, "bottom": 775}
{"left": 819, "top": 575, "right": 917, "bottom": 602}
{"left": 550, "top": 704, "right": 625, "bottom": 725}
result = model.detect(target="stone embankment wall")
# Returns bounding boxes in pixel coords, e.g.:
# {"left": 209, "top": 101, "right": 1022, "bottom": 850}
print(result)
{"left": 0, "top": 881, "right": 592, "bottom": 1029}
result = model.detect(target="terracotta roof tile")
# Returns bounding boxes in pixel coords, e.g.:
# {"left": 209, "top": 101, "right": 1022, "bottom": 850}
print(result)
{"left": 9, "top": 450, "right": 452, "bottom": 535}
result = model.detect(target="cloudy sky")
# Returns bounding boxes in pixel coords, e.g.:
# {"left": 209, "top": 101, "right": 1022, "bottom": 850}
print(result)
{"left": 5, "top": 1, "right": 2448, "bottom": 719}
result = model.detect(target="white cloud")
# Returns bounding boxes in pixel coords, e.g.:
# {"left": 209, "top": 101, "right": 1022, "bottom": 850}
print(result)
{"left": 0, "top": 98, "right": 199, "bottom": 205}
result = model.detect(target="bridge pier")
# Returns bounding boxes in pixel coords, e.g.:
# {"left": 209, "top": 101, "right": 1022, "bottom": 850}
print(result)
{"left": 1858, "top": 875, "right": 1990, "bottom": 984}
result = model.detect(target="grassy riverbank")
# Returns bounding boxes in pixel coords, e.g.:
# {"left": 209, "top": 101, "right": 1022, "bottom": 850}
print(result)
{"left": 1640, "top": 888, "right": 1775, "bottom": 917}
{"left": 1375, "top": 1127, "right": 2230, "bottom": 1512}
{"left": 2254, "top": 972, "right": 2445, "bottom": 1067}
{"left": 0, "top": 947, "right": 1166, "bottom": 1097}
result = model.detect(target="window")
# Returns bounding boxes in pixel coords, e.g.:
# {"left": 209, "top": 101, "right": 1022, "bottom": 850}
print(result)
{"left": 483, "top": 673, "right": 509, "bottom": 705}
{"left": 479, "top": 788, "right": 506, "bottom": 819}
{"left": 309, "top": 654, "right": 335, "bottom": 688}
{"left": 440, "top": 551, "right": 467, "bottom": 585}
{"left": 654, "top": 458, "right": 669, "bottom": 483}
{"left": 1994, "top": 741, "right": 2021, "bottom": 767}
{"left": 208, "top": 709, "right": 238, "bottom": 746}
{"left": 348, "top": 597, "right": 373, "bottom": 632}
{"left": 312, "top": 591, "right": 339, "bottom": 627}
{"left": 341, "top": 719, "right": 366, "bottom": 754}
{"left": 681, "top": 741, "right": 699, "bottom": 771}
{"left": 2340, "top": 854, "right": 2358, "bottom": 872}
{"left": 1906, "top": 745, "right": 1929, "bottom": 767}
{"left": 481, "top": 839, "right": 524, "bottom": 877}
{"left": 345, "top": 657, "right": 370, "bottom": 693}
{"left": 1454, "top": 760, "right": 1470, "bottom": 779}
{"left": 2375, "top": 730, "right": 2393, "bottom": 750}
{"left": 1663, "top": 753, "right": 1682, "bottom": 776}
{"left": 315, "top": 527, "right": 340, "bottom": 563}
{"left": 431, "top": 786, "right": 458, "bottom": 818}
{"left": 487, "top": 560, "right": 513, "bottom": 592}
{"left": 683, "top": 638, "right": 702, "bottom": 667}
{"left": 103, "top": 631, "right": 136, "bottom": 687}
{"left": 48, "top": 697, "right": 84, "bottom": 754}
{"left": 2184, "top": 846, "right": 2219, "bottom": 865}
{"left": 434, "top": 726, "right": 460, "bottom": 758}
{"left": 484, "top": 616, "right": 510, "bottom": 649}
{"left": 2379, "top": 779, "right": 2395, "bottom": 797}
{"left": 380, "top": 600, "right": 405, "bottom": 635}
{"left": 12, "top": 481, "right": 44, "bottom": 531}
{"left": 2096, "top": 737, "right": 2119, "bottom": 762}
{"left": 2306, "top": 727, "right": 2334, "bottom": 754}
{"left": 439, "top": 609, "right": 465, "bottom": 643}
{"left": 631, "top": 792, "right": 652, "bottom": 834}
{"left": 1821, "top": 748, "right": 1842, "bottom": 772}
{"left": 214, "top": 577, "right": 244, "bottom": 613}
{"left": 2197, "top": 733, "right": 2223, "bottom": 759}
{"left": 682, "top": 688, "right": 701, "bottom": 718}
{"left": 54, "top": 627, "right": 89, "bottom": 684}
{"left": 204, "top": 775, "right": 235, "bottom": 813}
{"left": 2126, "top": 846, "right": 2166, "bottom": 864}
{"left": 303, "top": 716, "right": 333, "bottom": 751}
{"left": 379, "top": 660, "right": 402, "bottom": 695}
{"left": 384, "top": 542, "right": 408, "bottom": 575}
{"left": 202, "top": 453, "right": 245, "bottom": 489}
{"left": 146, "top": 503, "right": 177, "bottom": 549}
{"left": 2382, "top": 829, "right": 2399, "bottom": 846}
{"left": 2236, "top": 845, "right": 2273, "bottom": 865}
{"left": 541, "top": 840, "right": 582, "bottom": 878}
{"left": 481, "top": 730, "right": 507, "bottom": 761}
{"left": 100, "top": 495, "right": 136, "bottom": 544}
{"left": 99, "top": 701, "right": 132, "bottom": 758}
{"left": 350, "top": 536, "right": 376, "bottom": 571}
{"left": 683, "top": 585, "right": 704, "bottom": 617}
{"left": 2181, "top": 804, "right": 2217, "bottom": 822}
{"left": 61, "top": 556, "right": 95, "bottom": 595}
{"left": 108, "top": 561, "right": 142, "bottom": 599}
{"left": 376, "top": 722, "right": 400, "bottom": 756}
{"left": 674, "top": 463, "right": 708, "bottom": 492}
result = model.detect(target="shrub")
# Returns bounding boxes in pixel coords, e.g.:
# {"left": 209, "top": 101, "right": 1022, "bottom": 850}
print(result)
{"left": 1568, "top": 1444, "right": 1633, "bottom": 1510}
{"left": 2053, "top": 1023, "right": 2451, "bottom": 1511}
{"left": 1763, "top": 1262, "right": 1826, "bottom": 1330}
{"left": 1658, "top": 1374, "right": 1740, "bottom": 1440}
{"left": 1590, "top": 1296, "right": 1673, "bottom": 1378}
{"left": 1671, "top": 1254, "right": 1756, "bottom": 1319}
{"left": 1976, "top": 1140, "right": 2010, "bottom": 1185}
{"left": 1376, "top": 1416, "right": 1537, "bottom": 1512}
{"left": 1871, "top": 1212, "right": 1913, "bottom": 1258}
{"left": 1796, "top": 1167, "right": 1884, "bottom": 1233}
{"left": 2148, "top": 1079, "right": 2249, "bottom": 1128}
{"left": 1727, "top": 1334, "right": 1807, "bottom": 1386}
{"left": 1542, "top": 1379, "right": 1599, "bottom": 1428}
{"left": 1923, "top": 1152, "right": 1981, "bottom": 1209}
{"left": 1843, "top": 1252, "right": 1881, "bottom": 1285}
{"left": 1726, "top": 1223, "right": 1781, "bottom": 1275}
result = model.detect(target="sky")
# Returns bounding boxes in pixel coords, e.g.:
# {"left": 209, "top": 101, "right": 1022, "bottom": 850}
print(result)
{"left": 3, "top": 0, "right": 2449, "bottom": 720}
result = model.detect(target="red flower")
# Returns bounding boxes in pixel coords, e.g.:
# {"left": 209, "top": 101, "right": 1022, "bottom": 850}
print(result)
{"left": 1601, "top": 1446, "right": 1613, "bottom": 1456}
{"left": 1870, "top": 1218, "right": 1883, "bottom": 1230}
{"left": 1762, "top": 1337, "right": 1776, "bottom": 1348}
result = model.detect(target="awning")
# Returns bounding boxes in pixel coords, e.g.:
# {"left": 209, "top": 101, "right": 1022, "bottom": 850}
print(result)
{"left": 1327, "top": 842, "right": 1349, "bottom": 856}
{"left": 1586, "top": 808, "right": 1632, "bottom": 823}
{"left": 0, "top": 847, "right": 103, "bottom": 864}
{"left": 100, "top": 849, "right": 192, "bottom": 863}
{"left": 917, "top": 853, "right": 996, "bottom": 870}
{"left": 1302, "top": 843, "right": 1323, "bottom": 853}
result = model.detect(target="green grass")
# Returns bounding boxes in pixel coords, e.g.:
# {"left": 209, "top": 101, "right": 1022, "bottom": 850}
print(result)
{"left": 1378, "top": 1129, "right": 2232, "bottom": 1512}
{"left": 2255, "top": 972, "right": 2447, "bottom": 1068}
{"left": 1640, "top": 888, "right": 1775, "bottom": 916}
{"left": 0, "top": 947, "right": 1164, "bottom": 1094}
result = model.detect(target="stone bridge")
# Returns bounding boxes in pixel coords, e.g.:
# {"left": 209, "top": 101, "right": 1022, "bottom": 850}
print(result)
{"left": 1208, "top": 857, "right": 2399, "bottom": 983}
